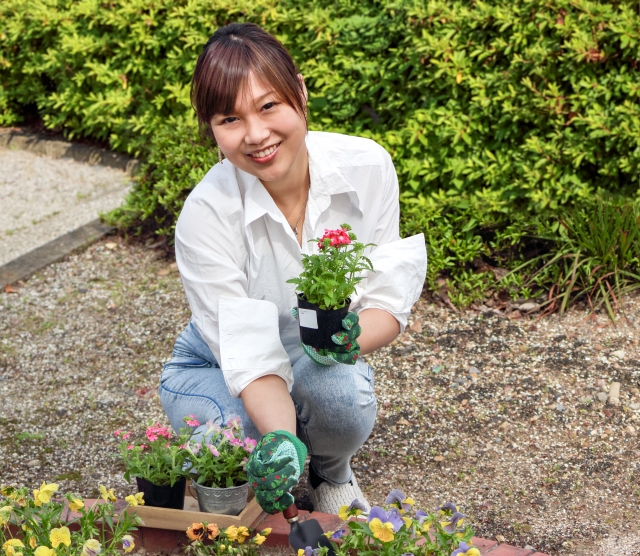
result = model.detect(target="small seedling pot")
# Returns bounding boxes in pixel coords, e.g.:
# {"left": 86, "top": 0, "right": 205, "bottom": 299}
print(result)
{"left": 135, "top": 476, "right": 186, "bottom": 509}
{"left": 296, "top": 294, "right": 350, "bottom": 350}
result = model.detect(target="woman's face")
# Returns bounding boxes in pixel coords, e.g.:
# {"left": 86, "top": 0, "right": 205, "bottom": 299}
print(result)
{"left": 210, "top": 72, "right": 308, "bottom": 188}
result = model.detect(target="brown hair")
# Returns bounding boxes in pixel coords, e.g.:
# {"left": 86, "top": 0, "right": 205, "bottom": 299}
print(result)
{"left": 191, "top": 23, "right": 307, "bottom": 142}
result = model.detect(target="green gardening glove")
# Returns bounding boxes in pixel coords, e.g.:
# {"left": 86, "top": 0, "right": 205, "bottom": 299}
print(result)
{"left": 246, "top": 430, "right": 307, "bottom": 514}
{"left": 292, "top": 308, "right": 362, "bottom": 366}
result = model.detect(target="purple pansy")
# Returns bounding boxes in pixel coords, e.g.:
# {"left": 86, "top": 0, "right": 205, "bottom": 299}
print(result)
{"left": 416, "top": 509, "right": 428, "bottom": 525}
{"left": 348, "top": 499, "right": 368, "bottom": 512}
{"left": 437, "top": 502, "right": 458, "bottom": 513}
{"left": 443, "top": 512, "right": 466, "bottom": 533}
{"left": 368, "top": 506, "right": 404, "bottom": 532}
{"left": 451, "top": 541, "right": 472, "bottom": 556}
{"left": 385, "top": 489, "right": 412, "bottom": 511}
{"left": 330, "top": 529, "right": 347, "bottom": 540}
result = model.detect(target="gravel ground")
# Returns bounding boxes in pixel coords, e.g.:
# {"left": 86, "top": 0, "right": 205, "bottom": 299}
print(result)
{"left": 1, "top": 236, "right": 640, "bottom": 555}
{"left": 0, "top": 147, "right": 131, "bottom": 265}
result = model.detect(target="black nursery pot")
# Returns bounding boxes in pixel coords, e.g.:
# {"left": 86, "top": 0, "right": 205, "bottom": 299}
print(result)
{"left": 296, "top": 294, "right": 350, "bottom": 350}
{"left": 135, "top": 476, "right": 186, "bottom": 509}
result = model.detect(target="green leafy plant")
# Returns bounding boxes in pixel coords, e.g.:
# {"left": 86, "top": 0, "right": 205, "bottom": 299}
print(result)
{"left": 320, "top": 489, "right": 477, "bottom": 556}
{"left": 287, "top": 224, "right": 374, "bottom": 310}
{"left": 502, "top": 198, "right": 640, "bottom": 320}
{"left": 0, "top": 483, "right": 139, "bottom": 556}
{"left": 184, "top": 418, "right": 257, "bottom": 488}
{"left": 115, "top": 421, "right": 192, "bottom": 487}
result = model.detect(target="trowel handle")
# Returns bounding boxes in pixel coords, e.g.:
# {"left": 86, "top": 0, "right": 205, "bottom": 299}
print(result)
{"left": 283, "top": 503, "right": 299, "bottom": 522}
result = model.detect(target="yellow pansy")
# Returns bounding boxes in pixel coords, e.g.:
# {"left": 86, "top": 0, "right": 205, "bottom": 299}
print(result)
{"left": 28, "top": 539, "right": 36, "bottom": 549}
{"left": 81, "top": 539, "right": 101, "bottom": 556}
{"left": 297, "top": 550, "right": 304, "bottom": 556}
{"left": 69, "top": 497, "right": 84, "bottom": 512}
{"left": 3, "top": 540, "right": 24, "bottom": 553}
{"left": 224, "top": 526, "right": 238, "bottom": 542}
{"left": 236, "top": 526, "right": 250, "bottom": 544}
{"left": 369, "top": 518, "right": 395, "bottom": 542}
{"left": 0, "top": 507, "right": 12, "bottom": 527}
{"left": 252, "top": 534, "right": 266, "bottom": 546}
{"left": 34, "top": 547, "right": 55, "bottom": 556}
{"left": 98, "top": 486, "right": 116, "bottom": 502}
{"left": 33, "top": 483, "right": 58, "bottom": 507}
{"left": 338, "top": 504, "right": 350, "bottom": 521}
{"left": 50, "top": 527, "right": 71, "bottom": 548}
{"left": 260, "top": 528, "right": 272, "bottom": 536}
{"left": 122, "top": 535, "right": 135, "bottom": 553}
{"left": 466, "top": 549, "right": 480, "bottom": 556}
{"left": 403, "top": 516, "right": 412, "bottom": 528}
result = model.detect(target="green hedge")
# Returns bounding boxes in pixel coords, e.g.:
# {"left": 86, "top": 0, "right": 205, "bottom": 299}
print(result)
{"left": 2, "top": 0, "right": 639, "bottom": 310}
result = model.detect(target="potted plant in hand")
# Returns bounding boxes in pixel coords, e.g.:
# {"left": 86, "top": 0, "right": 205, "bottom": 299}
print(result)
{"left": 287, "top": 223, "right": 374, "bottom": 350}
{"left": 115, "top": 422, "right": 192, "bottom": 509}
{"left": 185, "top": 418, "right": 257, "bottom": 516}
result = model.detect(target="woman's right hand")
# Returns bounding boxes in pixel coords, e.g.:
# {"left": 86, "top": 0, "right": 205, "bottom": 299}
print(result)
{"left": 246, "top": 430, "right": 307, "bottom": 514}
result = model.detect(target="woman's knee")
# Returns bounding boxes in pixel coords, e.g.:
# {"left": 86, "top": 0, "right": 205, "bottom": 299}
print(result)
{"left": 292, "top": 360, "right": 377, "bottom": 442}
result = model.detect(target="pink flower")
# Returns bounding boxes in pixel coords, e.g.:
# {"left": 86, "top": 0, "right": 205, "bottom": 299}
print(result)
{"left": 146, "top": 430, "right": 158, "bottom": 442}
{"left": 221, "top": 429, "right": 235, "bottom": 442}
{"left": 140, "top": 444, "right": 148, "bottom": 450}
{"left": 226, "top": 417, "right": 242, "bottom": 429}
{"left": 244, "top": 438, "right": 258, "bottom": 452}
{"left": 146, "top": 423, "right": 172, "bottom": 442}
{"left": 121, "top": 432, "right": 132, "bottom": 440}
{"left": 206, "top": 443, "right": 220, "bottom": 457}
{"left": 229, "top": 438, "right": 244, "bottom": 447}
{"left": 114, "top": 429, "right": 121, "bottom": 437}
{"left": 184, "top": 414, "right": 200, "bottom": 427}
{"left": 318, "top": 227, "right": 352, "bottom": 250}
{"left": 126, "top": 444, "right": 135, "bottom": 450}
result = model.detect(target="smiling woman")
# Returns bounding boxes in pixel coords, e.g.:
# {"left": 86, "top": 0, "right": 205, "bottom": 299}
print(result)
{"left": 159, "top": 22, "right": 427, "bottom": 517}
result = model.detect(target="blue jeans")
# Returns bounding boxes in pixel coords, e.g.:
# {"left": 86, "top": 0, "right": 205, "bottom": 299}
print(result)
{"left": 159, "top": 321, "right": 377, "bottom": 485}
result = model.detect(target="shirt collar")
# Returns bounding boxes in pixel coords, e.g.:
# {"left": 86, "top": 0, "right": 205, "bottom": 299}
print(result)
{"left": 236, "top": 132, "right": 363, "bottom": 232}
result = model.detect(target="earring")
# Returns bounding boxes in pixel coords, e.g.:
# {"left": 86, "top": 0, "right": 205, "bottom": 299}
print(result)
{"left": 218, "top": 147, "right": 223, "bottom": 164}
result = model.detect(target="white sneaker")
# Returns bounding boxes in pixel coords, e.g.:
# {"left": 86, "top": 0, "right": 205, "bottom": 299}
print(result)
{"left": 307, "top": 471, "right": 371, "bottom": 515}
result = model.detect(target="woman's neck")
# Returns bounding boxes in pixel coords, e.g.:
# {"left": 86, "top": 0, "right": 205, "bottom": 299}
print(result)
{"left": 260, "top": 147, "right": 310, "bottom": 212}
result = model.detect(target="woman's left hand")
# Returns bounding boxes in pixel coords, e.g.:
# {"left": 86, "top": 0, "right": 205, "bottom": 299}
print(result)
{"left": 293, "top": 310, "right": 361, "bottom": 366}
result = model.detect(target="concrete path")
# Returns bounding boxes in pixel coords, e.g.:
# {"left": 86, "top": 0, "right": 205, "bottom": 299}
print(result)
{"left": 0, "top": 143, "right": 132, "bottom": 267}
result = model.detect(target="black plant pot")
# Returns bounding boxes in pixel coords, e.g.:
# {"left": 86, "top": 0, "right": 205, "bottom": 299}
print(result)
{"left": 135, "top": 476, "right": 186, "bottom": 509}
{"left": 296, "top": 294, "right": 350, "bottom": 350}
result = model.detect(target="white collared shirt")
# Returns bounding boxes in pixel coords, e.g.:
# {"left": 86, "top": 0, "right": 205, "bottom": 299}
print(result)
{"left": 175, "top": 131, "right": 427, "bottom": 398}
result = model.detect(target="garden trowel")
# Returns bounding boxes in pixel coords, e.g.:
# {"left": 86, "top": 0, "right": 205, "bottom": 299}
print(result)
{"left": 284, "top": 504, "right": 336, "bottom": 555}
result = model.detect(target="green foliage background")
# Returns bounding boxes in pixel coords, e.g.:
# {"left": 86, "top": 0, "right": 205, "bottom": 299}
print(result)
{"left": 2, "top": 0, "right": 639, "bottom": 309}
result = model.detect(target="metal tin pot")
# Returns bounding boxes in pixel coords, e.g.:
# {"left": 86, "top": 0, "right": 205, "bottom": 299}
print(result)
{"left": 190, "top": 481, "right": 249, "bottom": 515}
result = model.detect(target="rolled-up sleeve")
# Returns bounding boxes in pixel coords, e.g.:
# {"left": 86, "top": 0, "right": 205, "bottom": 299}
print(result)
{"left": 350, "top": 146, "right": 428, "bottom": 331}
{"left": 175, "top": 181, "right": 293, "bottom": 398}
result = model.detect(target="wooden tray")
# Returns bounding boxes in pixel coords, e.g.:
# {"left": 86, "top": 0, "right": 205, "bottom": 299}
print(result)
{"left": 127, "top": 489, "right": 263, "bottom": 531}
